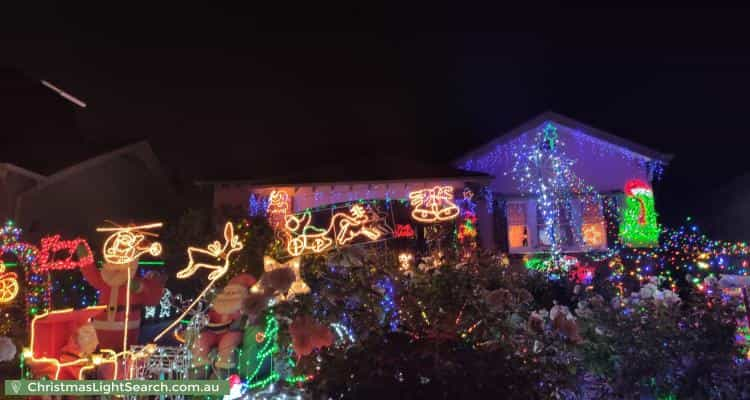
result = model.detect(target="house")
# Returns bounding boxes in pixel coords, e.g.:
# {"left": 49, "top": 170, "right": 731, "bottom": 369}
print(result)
{"left": 0, "top": 67, "right": 177, "bottom": 240}
{"left": 198, "top": 157, "right": 493, "bottom": 255}
{"left": 454, "top": 112, "right": 672, "bottom": 253}
{"left": 199, "top": 112, "right": 671, "bottom": 256}
{"left": 704, "top": 173, "right": 750, "bottom": 241}
{"left": 0, "top": 163, "right": 47, "bottom": 222}
{"left": 16, "top": 141, "right": 176, "bottom": 240}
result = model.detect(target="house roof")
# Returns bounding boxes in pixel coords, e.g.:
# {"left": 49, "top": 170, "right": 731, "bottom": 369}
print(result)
{"left": 454, "top": 111, "right": 674, "bottom": 166}
{"left": 19, "top": 140, "right": 169, "bottom": 197}
{"left": 0, "top": 163, "right": 47, "bottom": 182}
{"left": 197, "top": 156, "right": 492, "bottom": 187}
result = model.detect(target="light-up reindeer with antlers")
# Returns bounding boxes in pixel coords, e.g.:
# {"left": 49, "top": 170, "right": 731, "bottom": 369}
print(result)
{"left": 176, "top": 223, "right": 244, "bottom": 281}
{"left": 152, "top": 222, "right": 244, "bottom": 342}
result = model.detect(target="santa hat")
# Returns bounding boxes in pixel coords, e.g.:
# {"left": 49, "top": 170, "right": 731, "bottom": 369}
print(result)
{"left": 225, "top": 273, "right": 257, "bottom": 290}
{"left": 624, "top": 179, "right": 652, "bottom": 196}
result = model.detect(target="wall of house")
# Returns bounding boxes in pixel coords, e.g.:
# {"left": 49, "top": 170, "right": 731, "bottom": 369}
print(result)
{"left": 457, "top": 123, "right": 653, "bottom": 195}
{"left": 0, "top": 167, "right": 43, "bottom": 221}
{"left": 17, "top": 153, "right": 175, "bottom": 241}
{"left": 213, "top": 179, "right": 474, "bottom": 216}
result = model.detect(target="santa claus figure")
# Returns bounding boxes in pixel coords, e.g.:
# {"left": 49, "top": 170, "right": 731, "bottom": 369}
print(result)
{"left": 80, "top": 258, "right": 166, "bottom": 351}
{"left": 28, "top": 307, "right": 102, "bottom": 381}
{"left": 192, "top": 273, "right": 256, "bottom": 369}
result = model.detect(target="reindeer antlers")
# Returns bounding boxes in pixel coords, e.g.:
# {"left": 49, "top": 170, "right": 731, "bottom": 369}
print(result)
{"left": 175, "top": 222, "right": 244, "bottom": 280}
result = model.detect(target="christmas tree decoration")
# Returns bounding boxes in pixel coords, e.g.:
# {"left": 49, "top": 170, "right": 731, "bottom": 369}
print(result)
{"left": 511, "top": 123, "right": 600, "bottom": 261}
{"left": 239, "top": 313, "right": 280, "bottom": 390}
{"left": 409, "top": 186, "right": 460, "bottom": 223}
{"left": 155, "top": 221, "right": 243, "bottom": 343}
{"left": 96, "top": 222, "right": 163, "bottom": 265}
{"left": 619, "top": 179, "right": 660, "bottom": 247}
{"left": 0, "top": 262, "right": 19, "bottom": 304}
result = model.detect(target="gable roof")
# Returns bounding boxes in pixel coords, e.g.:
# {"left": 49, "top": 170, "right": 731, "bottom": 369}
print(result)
{"left": 0, "top": 163, "right": 47, "bottom": 182}
{"left": 454, "top": 111, "right": 674, "bottom": 166}
{"left": 19, "top": 140, "right": 169, "bottom": 197}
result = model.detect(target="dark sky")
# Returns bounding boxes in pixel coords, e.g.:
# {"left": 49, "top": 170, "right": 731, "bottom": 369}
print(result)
{"left": 3, "top": 5, "right": 750, "bottom": 229}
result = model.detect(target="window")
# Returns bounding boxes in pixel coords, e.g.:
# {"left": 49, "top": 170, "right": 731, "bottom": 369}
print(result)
{"left": 506, "top": 197, "right": 607, "bottom": 253}
{"left": 581, "top": 201, "right": 607, "bottom": 249}
{"left": 506, "top": 202, "right": 529, "bottom": 249}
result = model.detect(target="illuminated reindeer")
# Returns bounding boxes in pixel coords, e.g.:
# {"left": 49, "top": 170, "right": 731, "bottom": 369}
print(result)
{"left": 335, "top": 204, "right": 388, "bottom": 245}
{"left": 284, "top": 204, "right": 390, "bottom": 256}
{"left": 152, "top": 222, "right": 244, "bottom": 343}
{"left": 176, "top": 222, "right": 244, "bottom": 281}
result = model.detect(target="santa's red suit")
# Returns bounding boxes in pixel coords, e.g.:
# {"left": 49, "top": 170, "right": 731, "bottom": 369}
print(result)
{"left": 81, "top": 260, "right": 164, "bottom": 352}
{"left": 27, "top": 307, "right": 103, "bottom": 381}
{"left": 193, "top": 273, "right": 256, "bottom": 369}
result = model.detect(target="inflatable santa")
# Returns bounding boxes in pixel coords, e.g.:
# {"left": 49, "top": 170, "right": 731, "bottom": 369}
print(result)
{"left": 28, "top": 307, "right": 102, "bottom": 380}
{"left": 192, "top": 273, "right": 256, "bottom": 369}
{"left": 81, "top": 259, "right": 165, "bottom": 351}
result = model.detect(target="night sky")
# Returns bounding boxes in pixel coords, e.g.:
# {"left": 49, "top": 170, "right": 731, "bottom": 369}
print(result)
{"left": 3, "top": 5, "right": 750, "bottom": 231}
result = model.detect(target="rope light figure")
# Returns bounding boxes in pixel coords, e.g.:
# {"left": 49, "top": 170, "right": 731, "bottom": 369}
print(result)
{"left": 0, "top": 261, "right": 19, "bottom": 304}
{"left": 96, "top": 222, "right": 163, "bottom": 265}
{"left": 284, "top": 204, "right": 390, "bottom": 256}
{"left": 409, "top": 186, "right": 460, "bottom": 223}
{"left": 266, "top": 190, "right": 291, "bottom": 229}
{"left": 153, "top": 222, "right": 243, "bottom": 343}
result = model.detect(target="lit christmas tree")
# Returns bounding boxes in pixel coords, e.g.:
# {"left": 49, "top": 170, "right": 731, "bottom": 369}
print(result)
{"left": 511, "top": 123, "right": 599, "bottom": 264}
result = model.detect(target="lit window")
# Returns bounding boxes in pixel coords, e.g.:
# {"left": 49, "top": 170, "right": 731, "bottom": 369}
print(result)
{"left": 506, "top": 203, "right": 528, "bottom": 249}
{"left": 581, "top": 201, "right": 607, "bottom": 248}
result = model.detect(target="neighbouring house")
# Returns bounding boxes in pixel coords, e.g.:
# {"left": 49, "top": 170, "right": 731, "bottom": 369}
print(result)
{"left": 199, "top": 112, "right": 672, "bottom": 256}
{"left": 705, "top": 173, "right": 750, "bottom": 241}
{"left": 0, "top": 163, "right": 47, "bottom": 221}
{"left": 0, "top": 67, "right": 177, "bottom": 240}
{"left": 16, "top": 141, "right": 176, "bottom": 240}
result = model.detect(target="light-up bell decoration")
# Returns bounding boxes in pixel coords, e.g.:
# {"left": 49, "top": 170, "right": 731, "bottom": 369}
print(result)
{"left": 96, "top": 222, "right": 163, "bottom": 265}
{"left": 409, "top": 186, "right": 460, "bottom": 223}
{"left": 0, "top": 261, "right": 19, "bottom": 304}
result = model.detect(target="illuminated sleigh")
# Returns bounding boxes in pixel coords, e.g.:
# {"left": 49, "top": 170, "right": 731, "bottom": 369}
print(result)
{"left": 25, "top": 306, "right": 119, "bottom": 380}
